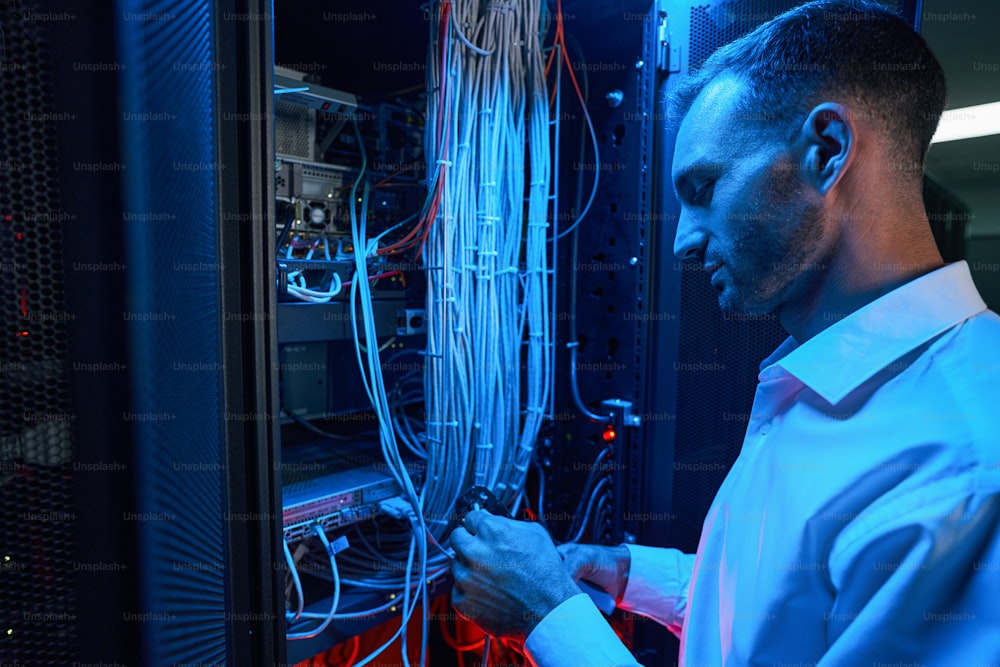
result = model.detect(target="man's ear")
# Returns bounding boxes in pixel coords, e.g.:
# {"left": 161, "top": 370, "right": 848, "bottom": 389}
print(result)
{"left": 799, "top": 102, "right": 854, "bottom": 195}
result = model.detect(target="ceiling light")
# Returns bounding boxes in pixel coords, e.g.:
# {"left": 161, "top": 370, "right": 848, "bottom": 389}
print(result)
{"left": 931, "top": 101, "right": 1000, "bottom": 143}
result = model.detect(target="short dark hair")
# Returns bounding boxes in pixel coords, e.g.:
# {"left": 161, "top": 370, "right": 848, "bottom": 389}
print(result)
{"left": 669, "top": 0, "right": 946, "bottom": 170}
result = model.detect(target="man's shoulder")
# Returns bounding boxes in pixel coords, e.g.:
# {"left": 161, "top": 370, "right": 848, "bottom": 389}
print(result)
{"left": 930, "top": 308, "right": 1000, "bottom": 375}
{"left": 912, "top": 307, "right": 1000, "bottom": 448}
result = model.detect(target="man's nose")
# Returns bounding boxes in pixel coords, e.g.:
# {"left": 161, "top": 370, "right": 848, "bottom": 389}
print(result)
{"left": 673, "top": 210, "right": 707, "bottom": 261}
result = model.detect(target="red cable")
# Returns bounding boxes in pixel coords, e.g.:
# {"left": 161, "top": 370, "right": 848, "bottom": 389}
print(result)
{"left": 341, "top": 270, "right": 402, "bottom": 287}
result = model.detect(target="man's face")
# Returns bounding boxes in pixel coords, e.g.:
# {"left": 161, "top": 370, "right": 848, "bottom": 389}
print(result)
{"left": 672, "top": 77, "right": 830, "bottom": 316}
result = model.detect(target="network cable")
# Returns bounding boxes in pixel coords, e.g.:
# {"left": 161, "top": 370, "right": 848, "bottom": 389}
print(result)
{"left": 281, "top": 2, "right": 557, "bottom": 664}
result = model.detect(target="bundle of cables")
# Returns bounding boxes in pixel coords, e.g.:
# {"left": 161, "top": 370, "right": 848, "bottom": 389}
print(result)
{"left": 423, "top": 0, "right": 553, "bottom": 540}
{"left": 284, "top": 2, "right": 558, "bottom": 665}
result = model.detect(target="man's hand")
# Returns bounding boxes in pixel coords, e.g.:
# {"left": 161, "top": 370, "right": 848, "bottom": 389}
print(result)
{"left": 556, "top": 542, "right": 631, "bottom": 602}
{"left": 450, "top": 511, "right": 581, "bottom": 641}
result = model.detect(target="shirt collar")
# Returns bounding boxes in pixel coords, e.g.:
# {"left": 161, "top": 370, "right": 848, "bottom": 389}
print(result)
{"left": 759, "top": 261, "right": 988, "bottom": 405}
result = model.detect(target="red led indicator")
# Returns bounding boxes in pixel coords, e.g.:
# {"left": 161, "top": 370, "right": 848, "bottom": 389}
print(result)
{"left": 321, "top": 102, "right": 331, "bottom": 110}
{"left": 601, "top": 426, "right": 616, "bottom": 442}
{"left": 16, "top": 331, "right": 29, "bottom": 338}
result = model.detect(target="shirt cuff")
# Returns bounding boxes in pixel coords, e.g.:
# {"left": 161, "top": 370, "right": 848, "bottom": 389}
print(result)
{"left": 524, "top": 593, "right": 639, "bottom": 667}
{"left": 618, "top": 543, "right": 693, "bottom": 634}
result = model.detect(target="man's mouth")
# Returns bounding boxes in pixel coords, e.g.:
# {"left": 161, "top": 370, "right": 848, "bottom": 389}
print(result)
{"left": 705, "top": 263, "right": 724, "bottom": 288}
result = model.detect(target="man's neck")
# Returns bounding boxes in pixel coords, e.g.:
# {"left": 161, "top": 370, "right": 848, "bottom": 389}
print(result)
{"left": 778, "top": 215, "right": 945, "bottom": 344}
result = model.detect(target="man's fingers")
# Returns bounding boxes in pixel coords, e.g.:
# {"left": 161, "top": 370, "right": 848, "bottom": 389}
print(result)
{"left": 555, "top": 543, "right": 591, "bottom": 580}
{"left": 450, "top": 525, "right": 474, "bottom": 557}
{"left": 555, "top": 543, "right": 575, "bottom": 557}
{"left": 451, "top": 524, "right": 492, "bottom": 568}
{"left": 462, "top": 508, "right": 491, "bottom": 536}
{"left": 451, "top": 557, "right": 469, "bottom": 595}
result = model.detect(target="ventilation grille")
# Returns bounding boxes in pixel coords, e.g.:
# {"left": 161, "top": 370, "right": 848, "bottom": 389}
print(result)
{"left": 689, "top": 0, "right": 904, "bottom": 71}
{"left": 117, "top": 0, "right": 228, "bottom": 663}
{"left": 0, "top": 0, "right": 77, "bottom": 662}
{"left": 276, "top": 100, "right": 316, "bottom": 160}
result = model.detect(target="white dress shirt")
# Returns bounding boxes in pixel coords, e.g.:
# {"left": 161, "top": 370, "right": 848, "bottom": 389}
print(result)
{"left": 525, "top": 261, "right": 1000, "bottom": 666}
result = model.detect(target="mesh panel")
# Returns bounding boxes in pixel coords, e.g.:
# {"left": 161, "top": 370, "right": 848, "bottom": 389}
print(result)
{"left": 690, "top": 0, "right": 905, "bottom": 71}
{"left": 117, "top": 0, "right": 227, "bottom": 662}
{"left": 276, "top": 101, "right": 315, "bottom": 160}
{"left": 0, "top": 1, "right": 77, "bottom": 662}
{"left": 671, "top": 278, "right": 787, "bottom": 550}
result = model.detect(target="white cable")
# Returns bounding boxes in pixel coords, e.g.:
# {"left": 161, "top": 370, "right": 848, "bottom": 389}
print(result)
{"left": 283, "top": 536, "right": 304, "bottom": 622}
{"left": 283, "top": 237, "right": 344, "bottom": 302}
{"left": 568, "top": 477, "right": 611, "bottom": 544}
{"left": 423, "top": 0, "right": 552, "bottom": 535}
{"left": 283, "top": 0, "right": 555, "bottom": 659}
{"left": 285, "top": 272, "right": 343, "bottom": 303}
{"left": 286, "top": 524, "right": 341, "bottom": 640}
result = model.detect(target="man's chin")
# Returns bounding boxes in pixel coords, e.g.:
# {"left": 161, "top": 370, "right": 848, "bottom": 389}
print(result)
{"left": 717, "top": 290, "right": 774, "bottom": 318}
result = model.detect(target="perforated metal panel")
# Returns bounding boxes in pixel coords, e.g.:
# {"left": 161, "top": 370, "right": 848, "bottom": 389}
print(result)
{"left": 688, "top": 1, "right": 796, "bottom": 69}
{"left": 276, "top": 100, "right": 316, "bottom": 160}
{"left": 116, "top": 0, "right": 228, "bottom": 663}
{"left": 0, "top": 1, "right": 78, "bottom": 663}
{"left": 689, "top": 0, "right": 904, "bottom": 70}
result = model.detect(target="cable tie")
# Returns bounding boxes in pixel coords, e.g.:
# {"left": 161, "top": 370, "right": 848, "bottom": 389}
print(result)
{"left": 527, "top": 221, "right": 550, "bottom": 228}
{"left": 478, "top": 108, "right": 493, "bottom": 115}
{"left": 496, "top": 267, "right": 518, "bottom": 275}
{"left": 476, "top": 443, "right": 494, "bottom": 450}
{"left": 435, "top": 159, "right": 453, "bottom": 166}
{"left": 435, "top": 296, "right": 457, "bottom": 303}
{"left": 479, "top": 250, "right": 498, "bottom": 256}
{"left": 479, "top": 181, "right": 497, "bottom": 187}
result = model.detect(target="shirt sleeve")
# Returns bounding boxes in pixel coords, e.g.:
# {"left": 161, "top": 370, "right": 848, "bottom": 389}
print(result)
{"left": 617, "top": 544, "right": 696, "bottom": 636}
{"left": 821, "top": 480, "right": 1000, "bottom": 666}
{"left": 523, "top": 593, "right": 641, "bottom": 667}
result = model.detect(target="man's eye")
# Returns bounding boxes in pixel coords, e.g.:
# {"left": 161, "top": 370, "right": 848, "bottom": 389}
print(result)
{"left": 692, "top": 181, "right": 715, "bottom": 206}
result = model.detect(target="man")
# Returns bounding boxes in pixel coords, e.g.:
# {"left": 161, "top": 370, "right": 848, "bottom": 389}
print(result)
{"left": 450, "top": 1, "right": 1000, "bottom": 665}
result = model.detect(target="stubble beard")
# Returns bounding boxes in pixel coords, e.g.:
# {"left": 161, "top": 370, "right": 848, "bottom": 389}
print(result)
{"left": 718, "top": 164, "right": 826, "bottom": 316}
